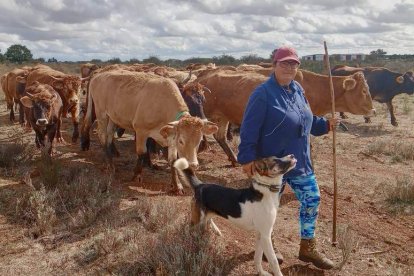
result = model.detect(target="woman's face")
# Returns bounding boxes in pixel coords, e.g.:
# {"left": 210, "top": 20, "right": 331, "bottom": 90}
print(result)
{"left": 274, "top": 60, "right": 300, "bottom": 85}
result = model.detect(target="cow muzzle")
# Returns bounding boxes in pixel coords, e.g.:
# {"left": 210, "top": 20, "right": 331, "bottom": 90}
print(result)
{"left": 69, "top": 97, "right": 79, "bottom": 105}
{"left": 36, "top": 118, "right": 48, "bottom": 126}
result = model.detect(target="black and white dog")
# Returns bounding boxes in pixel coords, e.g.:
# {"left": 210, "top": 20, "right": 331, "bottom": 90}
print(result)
{"left": 174, "top": 155, "right": 296, "bottom": 276}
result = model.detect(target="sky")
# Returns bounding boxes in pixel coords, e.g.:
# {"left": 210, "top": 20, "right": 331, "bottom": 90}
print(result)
{"left": 0, "top": 0, "right": 413, "bottom": 62}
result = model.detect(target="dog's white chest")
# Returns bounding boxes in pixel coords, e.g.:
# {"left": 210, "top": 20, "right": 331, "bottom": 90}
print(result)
{"left": 228, "top": 197, "right": 279, "bottom": 231}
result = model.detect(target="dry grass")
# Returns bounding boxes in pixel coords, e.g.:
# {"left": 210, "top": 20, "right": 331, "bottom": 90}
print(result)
{"left": 336, "top": 224, "right": 358, "bottom": 271}
{"left": 14, "top": 156, "right": 116, "bottom": 238}
{"left": 365, "top": 139, "right": 414, "bottom": 162}
{"left": 385, "top": 176, "right": 414, "bottom": 214}
{"left": 133, "top": 221, "right": 235, "bottom": 276}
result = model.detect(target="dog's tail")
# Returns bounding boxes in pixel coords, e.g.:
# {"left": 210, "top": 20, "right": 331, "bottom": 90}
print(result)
{"left": 173, "top": 158, "right": 202, "bottom": 189}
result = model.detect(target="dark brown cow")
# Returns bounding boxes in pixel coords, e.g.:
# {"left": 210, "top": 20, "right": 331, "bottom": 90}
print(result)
{"left": 20, "top": 82, "right": 63, "bottom": 156}
{"left": 26, "top": 65, "right": 82, "bottom": 142}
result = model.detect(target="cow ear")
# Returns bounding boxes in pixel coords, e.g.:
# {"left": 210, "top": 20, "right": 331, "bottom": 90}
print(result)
{"left": 343, "top": 77, "right": 356, "bottom": 90}
{"left": 20, "top": 96, "right": 33, "bottom": 108}
{"left": 202, "top": 121, "right": 218, "bottom": 135}
{"left": 396, "top": 76, "right": 404, "bottom": 84}
{"left": 160, "top": 122, "right": 178, "bottom": 139}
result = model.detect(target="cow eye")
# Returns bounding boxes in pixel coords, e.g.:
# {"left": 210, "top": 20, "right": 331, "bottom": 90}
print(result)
{"left": 178, "top": 139, "right": 184, "bottom": 145}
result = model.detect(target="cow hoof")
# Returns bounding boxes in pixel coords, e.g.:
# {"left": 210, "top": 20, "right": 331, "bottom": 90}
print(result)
{"left": 175, "top": 188, "right": 185, "bottom": 196}
{"left": 391, "top": 121, "right": 398, "bottom": 127}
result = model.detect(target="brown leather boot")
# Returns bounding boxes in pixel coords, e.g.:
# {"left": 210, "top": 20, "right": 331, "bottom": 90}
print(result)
{"left": 298, "top": 238, "right": 334, "bottom": 270}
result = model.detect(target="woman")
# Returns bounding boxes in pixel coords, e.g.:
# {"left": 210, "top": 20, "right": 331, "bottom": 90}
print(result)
{"left": 238, "top": 46, "right": 337, "bottom": 269}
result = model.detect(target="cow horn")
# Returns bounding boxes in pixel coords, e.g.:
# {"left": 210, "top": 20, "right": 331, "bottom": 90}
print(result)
{"left": 182, "top": 69, "right": 192, "bottom": 84}
{"left": 203, "top": 86, "right": 212, "bottom": 93}
{"left": 50, "top": 75, "right": 64, "bottom": 81}
{"left": 25, "top": 92, "right": 34, "bottom": 99}
{"left": 396, "top": 76, "right": 404, "bottom": 84}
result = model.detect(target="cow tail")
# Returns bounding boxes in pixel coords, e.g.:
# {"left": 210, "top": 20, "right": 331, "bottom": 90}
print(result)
{"left": 84, "top": 81, "right": 94, "bottom": 129}
{"left": 173, "top": 158, "right": 202, "bottom": 189}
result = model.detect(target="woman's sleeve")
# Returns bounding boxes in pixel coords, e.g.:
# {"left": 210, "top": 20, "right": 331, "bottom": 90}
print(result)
{"left": 237, "top": 87, "right": 267, "bottom": 164}
{"left": 310, "top": 116, "right": 329, "bottom": 136}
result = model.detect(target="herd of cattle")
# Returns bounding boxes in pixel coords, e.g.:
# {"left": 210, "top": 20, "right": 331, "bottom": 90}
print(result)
{"left": 0, "top": 62, "right": 413, "bottom": 193}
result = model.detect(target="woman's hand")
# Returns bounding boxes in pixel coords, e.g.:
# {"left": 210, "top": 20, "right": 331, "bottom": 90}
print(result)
{"left": 242, "top": 162, "right": 255, "bottom": 178}
{"left": 328, "top": 118, "right": 341, "bottom": 131}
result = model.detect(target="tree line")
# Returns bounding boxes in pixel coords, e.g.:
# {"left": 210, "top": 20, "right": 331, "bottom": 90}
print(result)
{"left": 1, "top": 44, "right": 413, "bottom": 68}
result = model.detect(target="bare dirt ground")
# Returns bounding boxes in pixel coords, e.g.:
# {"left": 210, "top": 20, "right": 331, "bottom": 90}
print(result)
{"left": 0, "top": 93, "right": 413, "bottom": 275}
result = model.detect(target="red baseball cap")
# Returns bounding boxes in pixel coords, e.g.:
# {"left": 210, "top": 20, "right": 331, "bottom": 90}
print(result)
{"left": 273, "top": 46, "right": 301, "bottom": 64}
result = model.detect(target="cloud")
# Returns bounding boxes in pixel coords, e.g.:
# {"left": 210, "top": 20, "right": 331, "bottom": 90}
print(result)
{"left": 0, "top": 0, "right": 411, "bottom": 61}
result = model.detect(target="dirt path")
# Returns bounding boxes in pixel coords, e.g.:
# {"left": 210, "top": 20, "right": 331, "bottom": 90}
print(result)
{"left": 0, "top": 96, "right": 413, "bottom": 275}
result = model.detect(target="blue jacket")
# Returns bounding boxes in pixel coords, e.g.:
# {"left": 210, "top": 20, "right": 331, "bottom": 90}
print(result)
{"left": 237, "top": 73, "right": 329, "bottom": 178}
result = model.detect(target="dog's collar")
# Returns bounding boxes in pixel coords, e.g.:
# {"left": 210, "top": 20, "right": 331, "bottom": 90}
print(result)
{"left": 252, "top": 179, "right": 281, "bottom": 193}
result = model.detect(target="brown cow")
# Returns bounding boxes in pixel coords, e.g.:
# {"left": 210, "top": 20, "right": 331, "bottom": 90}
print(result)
{"left": 26, "top": 65, "right": 82, "bottom": 142}
{"left": 81, "top": 70, "right": 218, "bottom": 194}
{"left": 197, "top": 69, "right": 374, "bottom": 164}
{"left": 20, "top": 82, "right": 63, "bottom": 156}
{"left": 4, "top": 68, "right": 31, "bottom": 124}
{"left": 294, "top": 69, "right": 375, "bottom": 116}
{"left": 332, "top": 65, "right": 414, "bottom": 126}
{"left": 80, "top": 63, "right": 100, "bottom": 95}
{"left": 1, "top": 73, "right": 10, "bottom": 110}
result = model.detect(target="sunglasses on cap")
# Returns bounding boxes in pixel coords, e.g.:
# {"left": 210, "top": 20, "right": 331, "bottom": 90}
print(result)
{"left": 278, "top": 61, "right": 300, "bottom": 69}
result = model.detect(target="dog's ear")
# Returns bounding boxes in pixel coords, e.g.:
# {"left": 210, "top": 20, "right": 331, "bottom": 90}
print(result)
{"left": 254, "top": 159, "right": 269, "bottom": 176}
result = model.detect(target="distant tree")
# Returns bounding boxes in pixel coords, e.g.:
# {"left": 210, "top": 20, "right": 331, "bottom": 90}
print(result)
{"left": 48, "top": 57, "right": 58, "bottom": 63}
{"left": 4, "top": 44, "right": 33, "bottom": 63}
{"left": 370, "top": 49, "right": 387, "bottom": 56}
{"left": 367, "top": 48, "right": 387, "bottom": 62}
{"left": 270, "top": 49, "right": 278, "bottom": 60}
{"left": 107, "top": 57, "right": 122, "bottom": 64}
{"left": 212, "top": 54, "right": 236, "bottom": 65}
{"left": 143, "top": 55, "right": 162, "bottom": 65}
{"left": 91, "top": 59, "right": 102, "bottom": 63}
{"left": 0, "top": 50, "right": 4, "bottom": 63}
{"left": 129, "top": 58, "right": 140, "bottom": 64}
{"left": 240, "top": 54, "right": 269, "bottom": 64}
{"left": 33, "top": 57, "right": 45, "bottom": 63}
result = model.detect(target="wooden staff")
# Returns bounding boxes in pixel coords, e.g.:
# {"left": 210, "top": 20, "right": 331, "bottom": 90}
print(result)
{"left": 323, "top": 41, "right": 338, "bottom": 245}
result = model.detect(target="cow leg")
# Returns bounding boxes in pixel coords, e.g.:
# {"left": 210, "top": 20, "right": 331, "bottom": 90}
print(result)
{"left": 364, "top": 116, "right": 372, "bottom": 123}
{"left": 144, "top": 138, "right": 161, "bottom": 170}
{"left": 132, "top": 134, "right": 148, "bottom": 183}
{"left": 198, "top": 135, "right": 210, "bottom": 153}
{"left": 70, "top": 105, "right": 80, "bottom": 143}
{"left": 386, "top": 101, "right": 398, "bottom": 127}
{"left": 339, "top": 112, "right": 348, "bottom": 119}
{"left": 213, "top": 120, "right": 238, "bottom": 166}
{"left": 9, "top": 107, "right": 15, "bottom": 122}
{"left": 105, "top": 120, "right": 120, "bottom": 158}
{"left": 47, "top": 125, "right": 57, "bottom": 156}
{"left": 115, "top": 126, "right": 125, "bottom": 138}
{"left": 18, "top": 101, "right": 25, "bottom": 127}
{"left": 170, "top": 159, "right": 184, "bottom": 195}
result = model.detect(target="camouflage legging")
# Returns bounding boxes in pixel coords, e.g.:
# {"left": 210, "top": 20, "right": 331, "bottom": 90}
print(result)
{"left": 282, "top": 173, "right": 320, "bottom": 239}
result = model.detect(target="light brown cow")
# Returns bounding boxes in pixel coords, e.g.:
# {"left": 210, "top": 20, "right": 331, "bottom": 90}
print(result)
{"left": 294, "top": 69, "right": 375, "bottom": 116}
{"left": 26, "top": 65, "right": 82, "bottom": 142}
{"left": 197, "top": 69, "right": 374, "bottom": 164}
{"left": 81, "top": 70, "right": 218, "bottom": 194}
